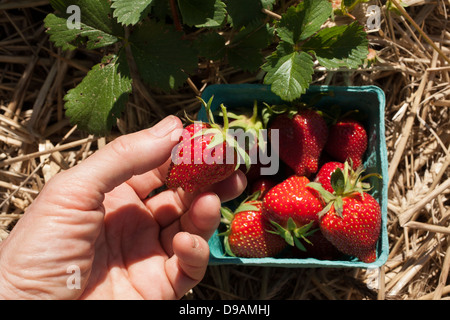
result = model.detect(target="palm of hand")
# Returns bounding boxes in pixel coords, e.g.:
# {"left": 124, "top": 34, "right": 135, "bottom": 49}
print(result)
{"left": 81, "top": 176, "right": 214, "bottom": 300}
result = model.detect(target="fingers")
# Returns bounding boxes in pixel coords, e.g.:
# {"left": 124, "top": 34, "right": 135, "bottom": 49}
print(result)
{"left": 125, "top": 159, "right": 172, "bottom": 199}
{"left": 180, "top": 193, "right": 221, "bottom": 241}
{"left": 202, "top": 169, "right": 247, "bottom": 203}
{"left": 145, "top": 170, "right": 247, "bottom": 228}
{"left": 159, "top": 192, "right": 221, "bottom": 256}
{"left": 164, "top": 232, "right": 210, "bottom": 299}
{"left": 51, "top": 116, "right": 183, "bottom": 211}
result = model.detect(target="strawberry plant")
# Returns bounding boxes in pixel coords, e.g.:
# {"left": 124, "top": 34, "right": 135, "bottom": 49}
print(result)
{"left": 44, "top": 0, "right": 369, "bottom": 136}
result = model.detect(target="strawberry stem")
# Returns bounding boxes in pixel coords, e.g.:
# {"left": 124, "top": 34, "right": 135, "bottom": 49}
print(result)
{"left": 220, "top": 104, "right": 229, "bottom": 131}
{"left": 268, "top": 218, "right": 316, "bottom": 251}
{"left": 250, "top": 101, "right": 259, "bottom": 124}
{"left": 199, "top": 96, "right": 216, "bottom": 125}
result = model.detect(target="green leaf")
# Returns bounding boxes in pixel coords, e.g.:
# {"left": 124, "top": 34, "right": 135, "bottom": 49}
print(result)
{"left": 302, "top": 22, "right": 369, "bottom": 69}
{"left": 64, "top": 53, "right": 132, "bottom": 135}
{"left": 234, "top": 203, "right": 260, "bottom": 213}
{"left": 334, "top": 196, "right": 344, "bottom": 217}
{"left": 46, "top": 0, "right": 123, "bottom": 50}
{"left": 330, "top": 168, "right": 346, "bottom": 194}
{"left": 294, "top": 237, "right": 307, "bottom": 251}
{"left": 219, "top": 207, "right": 235, "bottom": 224}
{"left": 317, "top": 202, "right": 333, "bottom": 218}
{"left": 227, "top": 23, "right": 274, "bottom": 72}
{"left": 111, "top": 0, "right": 156, "bottom": 26}
{"left": 276, "top": 0, "right": 332, "bottom": 45}
{"left": 151, "top": 0, "right": 172, "bottom": 20}
{"left": 195, "top": 32, "right": 226, "bottom": 60}
{"left": 263, "top": 49, "right": 314, "bottom": 101}
{"left": 261, "top": 0, "right": 276, "bottom": 9}
{"left": 223, "top": 236, "right": 236, "bottom": 257}
{"left": 178, "top": 0, "right": 227, "bottom": 27}
{"left": 307, "top": 182, "right": 335, "bottom": 203}
{"left": 226, "top": 0, "right": 274, "bottom": 28}
{"left": 129, "top": 21, "right": 198, "bottom": 92}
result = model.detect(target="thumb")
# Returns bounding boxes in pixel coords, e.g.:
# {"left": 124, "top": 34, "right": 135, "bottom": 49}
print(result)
{"left": 47, "top": 115, "right": 183, "bottom": 211}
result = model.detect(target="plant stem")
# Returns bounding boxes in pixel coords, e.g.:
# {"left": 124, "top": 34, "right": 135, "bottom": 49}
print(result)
{"left": 169, "top": 0, "right": 183, "bottom": 32}
{"left": 221, "top": 104, "right": 229, "bottom": 130}
{"left": 261, "top": 8, "right": 281, "bottom": 20}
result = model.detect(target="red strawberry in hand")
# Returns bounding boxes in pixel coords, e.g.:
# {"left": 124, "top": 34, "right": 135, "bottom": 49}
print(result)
{"left": 166, "top": 99, "right": 248, "bottom": 192}
{"left": 221, "top": 197, "right": 287, "bottom": 258}
{"left": 324, "top": 119, "right": 368, "bottom": 169}
{"left": 262, "top": 175, "right": 324, "bottom": 250}
{"left": 269, "top": 108, "right": 328, "bottom": 177}
{"left": 308, "top": 162, "right": 382, "bottom": 263}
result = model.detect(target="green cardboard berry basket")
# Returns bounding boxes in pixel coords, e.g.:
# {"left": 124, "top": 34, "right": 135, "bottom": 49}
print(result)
{"left": 198, "top": 84, "right": 389, "bottom": 268}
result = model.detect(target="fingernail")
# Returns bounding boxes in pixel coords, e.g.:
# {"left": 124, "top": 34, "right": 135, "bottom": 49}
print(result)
{"left": 151, "top": 116, "right": 179, "bottom": 138}
{"left": 189, "top": 233, "right": 199, "bottom": 249}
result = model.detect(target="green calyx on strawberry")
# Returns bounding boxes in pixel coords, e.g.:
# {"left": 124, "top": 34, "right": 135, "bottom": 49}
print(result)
{"left": 165, "top": 97, "right": 250, "bottom": 192}
{"left": 219, "top": 192, "right": 287, "bottom": 258}
{"left": 226, "top": 101, "right": 270, "bottom": 176}
{"left": 268, "top": 218, "right": 317, "bottom": 252}
{"left": 261, "top": 175, "right": 324, "bottom": 251}
{"left": 307, "top": 161, "right": 383, "bottom": 263}
{"left": 314, "top": 161, "right": 345, "bottom": 193}
{"left": 309, "top": 161, "right": 381, "bottom": 217}
{"left": 227, "top": 101, "right": 264, "bottom": 134}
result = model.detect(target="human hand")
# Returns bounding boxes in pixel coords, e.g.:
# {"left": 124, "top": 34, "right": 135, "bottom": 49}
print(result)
{"left": 0, "top": 116, "right": 246, "bottom": 300}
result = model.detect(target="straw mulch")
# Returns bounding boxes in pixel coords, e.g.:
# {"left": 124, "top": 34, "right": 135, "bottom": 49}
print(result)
{"left": 0, "top": 0, "right": 449, "bottom": 300}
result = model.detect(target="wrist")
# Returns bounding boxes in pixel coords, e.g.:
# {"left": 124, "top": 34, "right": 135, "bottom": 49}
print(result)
{"left": 0, "top": 251, "right": 13, "bottom": 299}
{"left": 0, "top": 243, "right": 26, "bottom": 300}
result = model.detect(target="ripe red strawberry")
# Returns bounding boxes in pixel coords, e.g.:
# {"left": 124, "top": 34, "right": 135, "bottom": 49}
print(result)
{"left": 261, "top": 175, "right": 324, "bottom": 250}
{"left": 221, "top": 199, "right": 287, "bottom": 258}
{"left": 166, "top": 99, "right": 247, "bottom": 192}
{"left": 269, "top": 108, "right": 328, "bottom": 177}
{"left": 308, "top": 163, "right": 382, "bottom": 263}
{"left": 262, "top": 175, "right": 323, "bottom": 226}
{"left": 324, "top": 119, "right": 368, "bottom": 169}
{"left": 314, "top": 161, "right": 345, "bottom": 193}
{"left": 319, "top": 193, "right": 381, "bottom": 263}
